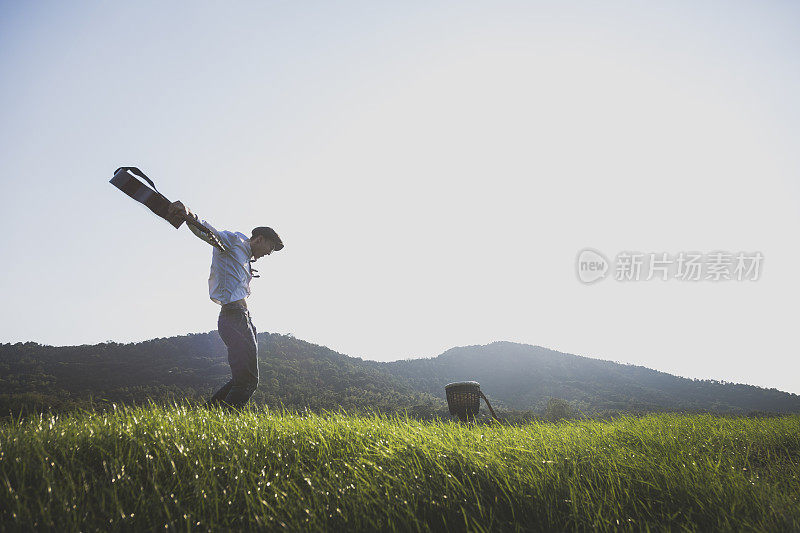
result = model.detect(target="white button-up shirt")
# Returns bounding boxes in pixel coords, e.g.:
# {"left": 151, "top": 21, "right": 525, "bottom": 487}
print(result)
{"left": 188, "top": 216, "right": 255, "bottom": 305}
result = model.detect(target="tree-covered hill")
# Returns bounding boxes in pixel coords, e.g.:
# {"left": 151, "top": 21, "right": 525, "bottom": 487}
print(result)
{"left": 0, "top": 333, "right": 441, "bottom": 417}
{"left": 2, "top": 335, "right": 798, "bottom": 419}
{"left": 375, "top": 341, "right": 800, "bottom": 416}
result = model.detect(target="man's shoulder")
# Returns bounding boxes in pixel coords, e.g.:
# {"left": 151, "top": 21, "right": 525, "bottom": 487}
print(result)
{"left": 220, "top": 230, "right": 249, "bottom": 246}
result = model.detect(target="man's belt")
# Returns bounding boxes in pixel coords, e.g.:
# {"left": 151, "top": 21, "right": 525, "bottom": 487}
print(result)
{"left": 221, "top": 299, "right": 247, "bottom": 311}
{"left": 109, "top": 166, "right": 229, "bottom": 252}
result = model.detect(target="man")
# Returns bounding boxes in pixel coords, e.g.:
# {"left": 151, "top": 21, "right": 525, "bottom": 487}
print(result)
{"left": 167, "top": 200, "right": 283, "bottom": 410}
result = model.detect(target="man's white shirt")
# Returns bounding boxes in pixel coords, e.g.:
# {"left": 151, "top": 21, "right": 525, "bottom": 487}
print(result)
{"left": 188, "top": 217, "right": 254, "bottom": 305}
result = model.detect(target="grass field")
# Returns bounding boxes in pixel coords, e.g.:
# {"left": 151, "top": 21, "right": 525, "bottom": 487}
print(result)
{"left": 1, "top": 405, "right": 798, "bottom": 532}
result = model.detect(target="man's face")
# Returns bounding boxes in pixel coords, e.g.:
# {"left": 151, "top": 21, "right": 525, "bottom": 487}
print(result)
{"left": 251, "top": 235, "right": 276, "bottom": 259}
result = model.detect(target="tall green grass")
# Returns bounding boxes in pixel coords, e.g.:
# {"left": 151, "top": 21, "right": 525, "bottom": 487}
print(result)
{"left": 1, "top": 404, "right": 798, "bottom": 531}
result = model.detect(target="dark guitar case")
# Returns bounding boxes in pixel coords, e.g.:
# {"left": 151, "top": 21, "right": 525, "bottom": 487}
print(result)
{"left": 109, "top": 167, "right": 186, "bottom": 228}
{"left": 109, "top": 167, "right": 230, "bottom": 252}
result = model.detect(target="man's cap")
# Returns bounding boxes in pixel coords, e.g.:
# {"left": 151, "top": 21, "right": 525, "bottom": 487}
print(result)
{"left": 252, "top": 227, "right": 284, "bottom": 250}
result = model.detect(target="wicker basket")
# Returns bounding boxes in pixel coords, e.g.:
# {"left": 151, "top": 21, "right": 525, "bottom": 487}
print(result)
{"left": 445, "top": 381, "right": 497, "bottom": 422}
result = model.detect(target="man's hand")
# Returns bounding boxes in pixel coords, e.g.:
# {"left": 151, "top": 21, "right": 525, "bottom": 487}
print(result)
{"left": 168, "top": 200, "right": 190, "bottom": 219}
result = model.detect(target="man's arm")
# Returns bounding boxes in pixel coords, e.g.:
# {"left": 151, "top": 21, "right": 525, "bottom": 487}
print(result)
{"left": 168, "top": 201, "right": 232, "bottom": 254}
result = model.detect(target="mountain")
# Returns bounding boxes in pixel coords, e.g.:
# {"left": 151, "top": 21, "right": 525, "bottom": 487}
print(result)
{"left": 375, "top": 341, "right": 800, "bottom": 416}
{"left": 1, "top": 334, "right": 798, "bottom": 419}
{"left": 0, "top": 333, "right": 441, "bottom": 418}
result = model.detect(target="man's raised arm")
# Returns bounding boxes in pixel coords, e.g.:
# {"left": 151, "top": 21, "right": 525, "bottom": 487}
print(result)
{"left": 168, "top": 200, "right": 232, "bottom": 254}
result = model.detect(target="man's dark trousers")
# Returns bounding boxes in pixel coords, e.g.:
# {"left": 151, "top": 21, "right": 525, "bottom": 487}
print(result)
{"left": 209, "top": 303, "right": 259, "bottom": 409}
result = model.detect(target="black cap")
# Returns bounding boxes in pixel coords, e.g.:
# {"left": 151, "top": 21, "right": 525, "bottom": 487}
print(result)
{"left": 252, "top": 227, "right": 283, "bottom": 250}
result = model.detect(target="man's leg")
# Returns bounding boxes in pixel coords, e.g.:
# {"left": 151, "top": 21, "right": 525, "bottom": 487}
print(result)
{"left": 217, "top": 307, "right": 259, "bottom": 409}
{"left": 206, "top": 379, "right": 234, "bottom": 407}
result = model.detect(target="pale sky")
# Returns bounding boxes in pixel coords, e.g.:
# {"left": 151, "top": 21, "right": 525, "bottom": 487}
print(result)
{"left": 1, "top": 2, "right": 798, "bottom": 394}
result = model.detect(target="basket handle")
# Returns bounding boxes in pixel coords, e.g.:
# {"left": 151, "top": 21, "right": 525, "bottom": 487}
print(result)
{"left": 479, "top": 391, "right": 498, "bottom": 421}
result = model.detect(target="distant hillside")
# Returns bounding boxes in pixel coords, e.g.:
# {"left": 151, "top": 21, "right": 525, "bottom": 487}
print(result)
{"left": 0, "top": 333, "right": 441, "bottom": 418}
{"left": 376, "top": 341, "right": 800, "bottom": 416}
{"left": 1, "top": 335, "right": 798, "bottom": 419}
